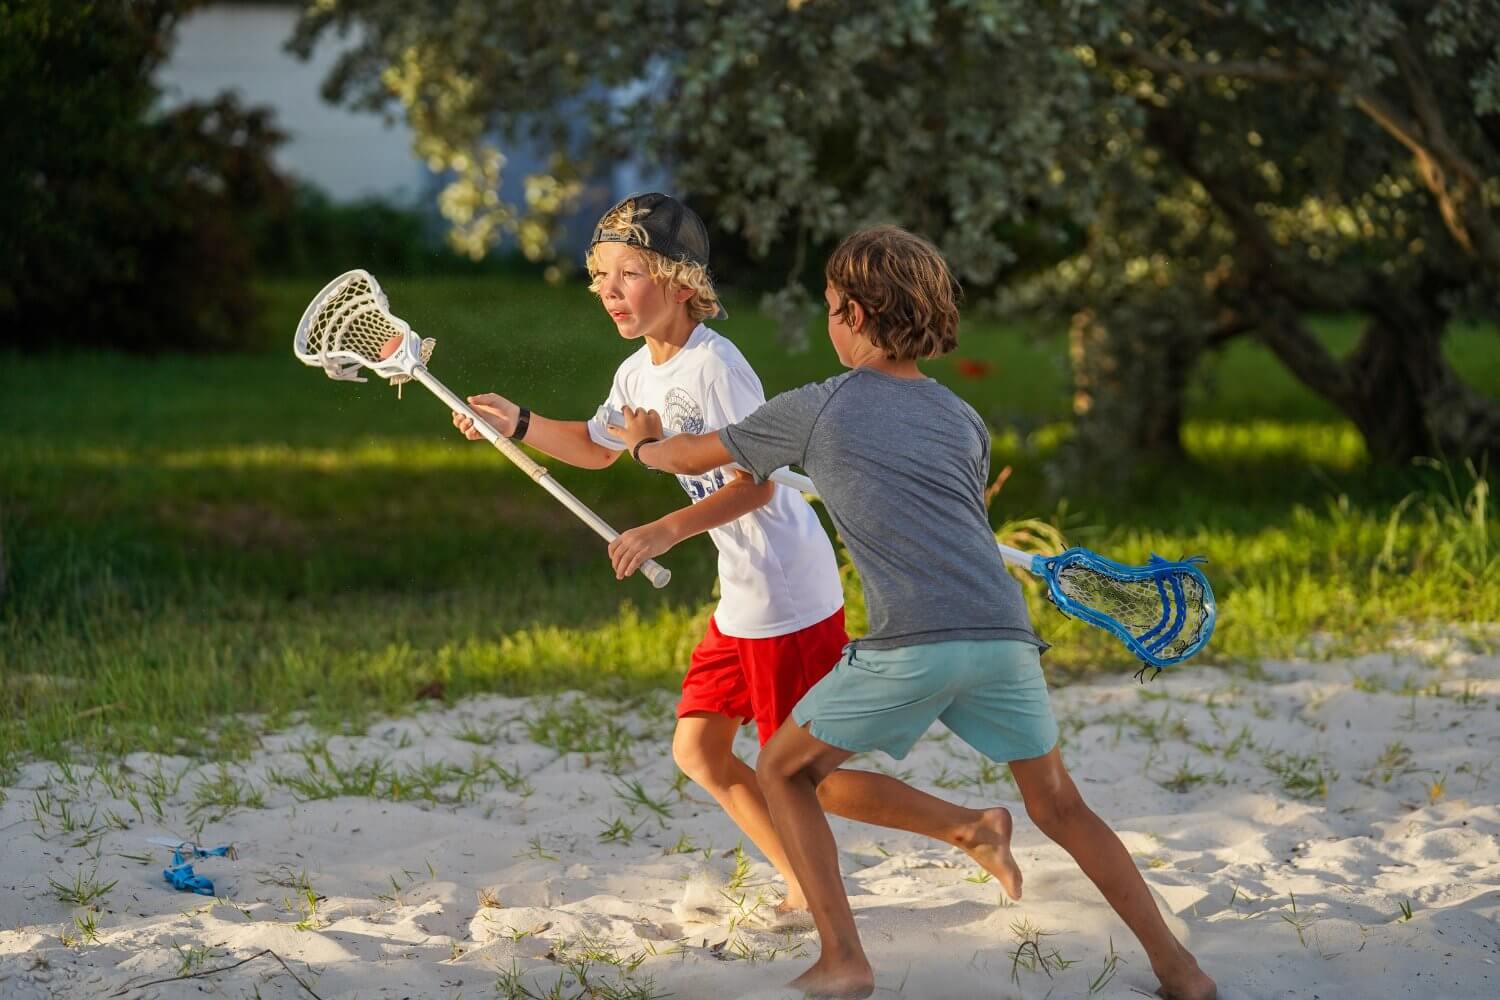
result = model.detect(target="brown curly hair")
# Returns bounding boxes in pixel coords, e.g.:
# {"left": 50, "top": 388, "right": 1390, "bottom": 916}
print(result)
{"left": 825, "top": 226, "right": 961, "bottom": 361}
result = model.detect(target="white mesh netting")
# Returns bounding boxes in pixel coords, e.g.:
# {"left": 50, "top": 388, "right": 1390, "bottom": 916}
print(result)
{"left": 305, "top": 273, "right": 434, "bottom": 388}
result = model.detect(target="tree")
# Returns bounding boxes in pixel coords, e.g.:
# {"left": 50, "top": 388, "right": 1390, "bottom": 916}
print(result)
{"left": 295, "top": 0, "right": 1500, "bottom": 464}
{"left": 293, "top": 1, "right": 1107, "bottom": 302}
{"left": 0, "top": 1, "right": 289, "bottom": 352}
{"left": 1050, "top": 0, "right": 1500, "bottom": 465}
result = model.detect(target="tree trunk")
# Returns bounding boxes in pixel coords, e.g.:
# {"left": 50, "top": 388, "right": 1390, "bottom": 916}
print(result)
{"left": 1068, "top": 308, "right": 1192, "bottom": 465}
{"left": 1343, "top": 311, "right": 1500, "bottom": 465}
{"left": 1256, "top": 296, "right": 1500, "bottom": 465}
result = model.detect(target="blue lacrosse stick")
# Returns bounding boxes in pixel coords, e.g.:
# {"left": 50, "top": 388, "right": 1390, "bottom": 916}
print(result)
{"left": 1022, "top": 547, "right": 1217, "bottom": 676}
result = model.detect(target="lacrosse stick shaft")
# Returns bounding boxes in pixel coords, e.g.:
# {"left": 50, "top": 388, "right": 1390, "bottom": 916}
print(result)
{"left": 611, "top": 412, "right": 1033, "bottom": 572}
{"left": 410, "top": 368, "right": 671, "bottom": 589}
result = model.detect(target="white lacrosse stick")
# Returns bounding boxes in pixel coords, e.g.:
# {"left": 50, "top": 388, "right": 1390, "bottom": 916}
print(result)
{"left": 596, "top": 406, "right": 1215, "bottom": 668}
{"left": 295, "top": 271, "right": 671, "bottom": 588}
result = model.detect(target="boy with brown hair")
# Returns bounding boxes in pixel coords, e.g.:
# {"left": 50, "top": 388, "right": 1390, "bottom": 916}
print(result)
{"left": 612, "top": 225, "right": 1217, "bottom": 999}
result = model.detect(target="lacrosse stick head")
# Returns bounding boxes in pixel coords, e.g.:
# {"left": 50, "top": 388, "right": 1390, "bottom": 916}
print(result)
{"left": 1037, "top": 548, "right": 1217, "bottom": 674}
{"left": 293, "top": 269, "right": 434, "bottom": 387}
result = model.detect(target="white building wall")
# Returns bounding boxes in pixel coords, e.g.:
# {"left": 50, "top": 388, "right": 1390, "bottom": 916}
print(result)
{"left": 156, "top": 2, "right": 429, "bottom": 202}
{"left": 157, "top": 2, "right": 651, "bottom": 250}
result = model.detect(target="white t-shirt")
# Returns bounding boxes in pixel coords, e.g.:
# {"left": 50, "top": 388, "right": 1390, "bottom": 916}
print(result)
{"left": 587, "top": 324, "right": 844, "bottom": 638}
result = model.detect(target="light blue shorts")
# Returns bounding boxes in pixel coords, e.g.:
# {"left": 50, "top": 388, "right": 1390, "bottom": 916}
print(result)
{"left": 790, "top": 639, "right": 1058, "bottom": 763}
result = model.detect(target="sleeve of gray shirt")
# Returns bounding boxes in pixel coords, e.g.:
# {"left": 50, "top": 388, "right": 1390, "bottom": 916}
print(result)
{"left": 718, "top": 380, "right": 835, "bottom": 483}
{"left": 969, "top": 401, "right": 991, "bottom": 484}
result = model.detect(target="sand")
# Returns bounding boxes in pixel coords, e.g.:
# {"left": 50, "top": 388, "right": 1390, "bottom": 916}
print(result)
{"left": 3, "top": 641, "right": 1498, "bottom": 999}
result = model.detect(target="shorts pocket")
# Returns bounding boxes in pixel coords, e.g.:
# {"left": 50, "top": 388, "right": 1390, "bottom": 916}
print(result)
{"left": 845, "top": 644, "right": 938, "bottom": 680}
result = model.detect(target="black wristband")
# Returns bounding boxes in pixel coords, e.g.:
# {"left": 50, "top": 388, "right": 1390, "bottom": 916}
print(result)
{"left": 512, "top": 406, "right": 531, "bottom": 441}
{"left": 631, "top": 436, "right": 662, "bottom": 467}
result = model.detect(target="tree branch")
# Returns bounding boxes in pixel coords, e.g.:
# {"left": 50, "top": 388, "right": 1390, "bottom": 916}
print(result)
{"left": 1111, "top": 47, "right": 1332, "bottom": 85}
{"left": 111, "top": 949, "right": 324, "bottom": 999}
{"left": 1251, "top": 303, "right": 1352, "bottom": 408}
{"left": 1391, "top": 36, "right": 1481, "bottom": 187}
{"left": 1114, "top": 39, "right": 1500, "bottom": 279}
{"left": 1140, "top": 102, "right": 1367, "bottom": 312}
{"left": 1205, "top": 310, "right": 1257, "bottom": 349}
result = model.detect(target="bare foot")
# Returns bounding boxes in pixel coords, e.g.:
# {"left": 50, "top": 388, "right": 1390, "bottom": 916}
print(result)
{"left": 1155, "top": 950, "right": 1217, "bottom": 1000}
{"left": 759, "top": 896, "right": 815, "bottom": 930}
{"left": 789, "top": 955, "right": 875, "bottom": 999}
{"left": 953, "top": 807, "right": 1024, "bottom": 900}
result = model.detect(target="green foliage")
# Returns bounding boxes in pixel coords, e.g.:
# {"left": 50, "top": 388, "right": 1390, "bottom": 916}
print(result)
{"left": 0, "top": 0, "right": 290, "bottom": 352}
{"left": 293, "top": 1, "right": 1101, "bottom": 287}
{"left": 256, "top": 185, "right": 434, "bottom": 278}
{"left": 255, "top": 183, "right": 549, "bottom": 279}
{"left": 296, "top": 1, "right": 1500, "bottom": 463}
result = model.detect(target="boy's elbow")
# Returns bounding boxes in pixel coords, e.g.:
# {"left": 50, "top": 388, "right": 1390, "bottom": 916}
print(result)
{"left": 723, "top": 470, "right": 774, "bottom": 507}
{"left": 747, "top": 478, "right": 776, "bottom": 506}
{"left": 684, "top": 434, "right": 735, "bottom": 475}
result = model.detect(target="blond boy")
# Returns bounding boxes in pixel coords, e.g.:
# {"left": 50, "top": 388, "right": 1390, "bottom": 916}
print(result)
{"left": 453, "top": 193, "right": 847, "bottom": 911}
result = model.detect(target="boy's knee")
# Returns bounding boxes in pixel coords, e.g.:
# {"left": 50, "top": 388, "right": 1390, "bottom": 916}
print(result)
{"left": 811, "top": 767, "right": 854, "bottom": 806}
{"left": 754, "top": 742, "right": 794, "bottom": 788}
{"left": 672, "top": 732, "right": 717, "bottom": 785}
{"left": 1025, "top": 789, "right": 1086, "bottom": 834}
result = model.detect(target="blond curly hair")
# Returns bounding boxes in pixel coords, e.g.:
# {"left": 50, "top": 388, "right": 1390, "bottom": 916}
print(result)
{"left": 585, "top": 200, "right": 722, "bottom": 322}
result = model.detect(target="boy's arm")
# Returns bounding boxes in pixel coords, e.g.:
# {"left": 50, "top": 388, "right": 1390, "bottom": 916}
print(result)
{"left": 457, "top": 393, "right": 622, "bottom": 469}
{"left": 606, "top": 471, "right": 774, "bottom": 579}
{"left": 607, "top": 406, "right": 734, "bottom": 474}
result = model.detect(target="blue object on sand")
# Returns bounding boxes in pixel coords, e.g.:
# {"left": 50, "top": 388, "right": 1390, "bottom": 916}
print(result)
{"left": 162, "top": 844, "right": 234, "bottom": 896}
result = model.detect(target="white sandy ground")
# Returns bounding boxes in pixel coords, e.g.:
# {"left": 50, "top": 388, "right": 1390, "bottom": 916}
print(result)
{"left": 3, "top": 640, "right": 1499, "bottom": 1000}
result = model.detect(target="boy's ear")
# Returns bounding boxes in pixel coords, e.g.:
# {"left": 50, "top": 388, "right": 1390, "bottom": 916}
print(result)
{"left": 674, "top": 285, "right": 693, "bottom": 305}
{"left": 845, "top": 297, "right": 867, "bottom": 335}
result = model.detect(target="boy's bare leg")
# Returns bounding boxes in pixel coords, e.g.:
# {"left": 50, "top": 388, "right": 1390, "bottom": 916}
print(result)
{"left": 1009, "top": 747, "right": 1217, "bottom": 1000}
{"left": 672, "top": 712, "right": 809, "bottom": 909}
{"left": 756, "top": 722, "right": 871, "bottom": 999}
{"left": 815, "top": 770, "right": 1023, "bottom": 898}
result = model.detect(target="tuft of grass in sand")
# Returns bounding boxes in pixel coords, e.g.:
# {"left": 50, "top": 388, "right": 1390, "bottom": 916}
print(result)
{"left": 1008, "top": 917, "right": 1077, "bottom": 984}
{"left": 49, "top": 867, "right": 117, "bottom": 909}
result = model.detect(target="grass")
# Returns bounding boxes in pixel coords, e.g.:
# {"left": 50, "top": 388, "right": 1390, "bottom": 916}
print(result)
{"left": 2, "top": 274, "right": 1499, "bottom": 763}
{"left": 48, "top": 867, "right": 117, "bottom": 909}
{"left": 1008, "top": 916, "right": 1076, "bottom": 983}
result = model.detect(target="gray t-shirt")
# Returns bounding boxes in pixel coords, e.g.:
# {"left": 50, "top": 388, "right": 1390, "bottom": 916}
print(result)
{"left": 720, "top": 367, "right": 1044, "bottom": 652}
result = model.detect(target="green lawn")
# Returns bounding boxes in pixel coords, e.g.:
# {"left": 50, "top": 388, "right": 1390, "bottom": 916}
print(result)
{"left": 2, "top": 275, "right": 1497, "bottom": 763}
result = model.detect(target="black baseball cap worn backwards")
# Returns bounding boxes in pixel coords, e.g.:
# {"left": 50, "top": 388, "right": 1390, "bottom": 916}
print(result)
{"left": 590, "top": 192, "right": 728, "bottom": 320}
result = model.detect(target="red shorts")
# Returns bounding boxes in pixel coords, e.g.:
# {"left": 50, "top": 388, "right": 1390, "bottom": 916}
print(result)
{"left": 679, "top": 608, "right": 849, "bottom": 745}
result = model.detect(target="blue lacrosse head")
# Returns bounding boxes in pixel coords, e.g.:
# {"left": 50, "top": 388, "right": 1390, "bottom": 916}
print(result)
{"left": 1032, "top": 548, "right": 1217, "bottom": 670}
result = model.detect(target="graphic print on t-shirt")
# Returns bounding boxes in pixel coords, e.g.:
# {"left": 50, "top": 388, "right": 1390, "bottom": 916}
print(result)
{"left": 662, "top": 388, "right": 726, "bottom": 500}
{"left": 663, "top": 388, "right": 706, "bottom": 434}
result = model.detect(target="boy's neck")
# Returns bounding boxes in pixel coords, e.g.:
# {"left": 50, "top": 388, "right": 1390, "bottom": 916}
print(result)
{"left": 645, "top": 313, "right": 700, "bottom": 365}
{"left": 855, "top": 357, "right": 924, "bottom": 379}
{"left": 848, "top": 340, "right": 924, "bottom": 379}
